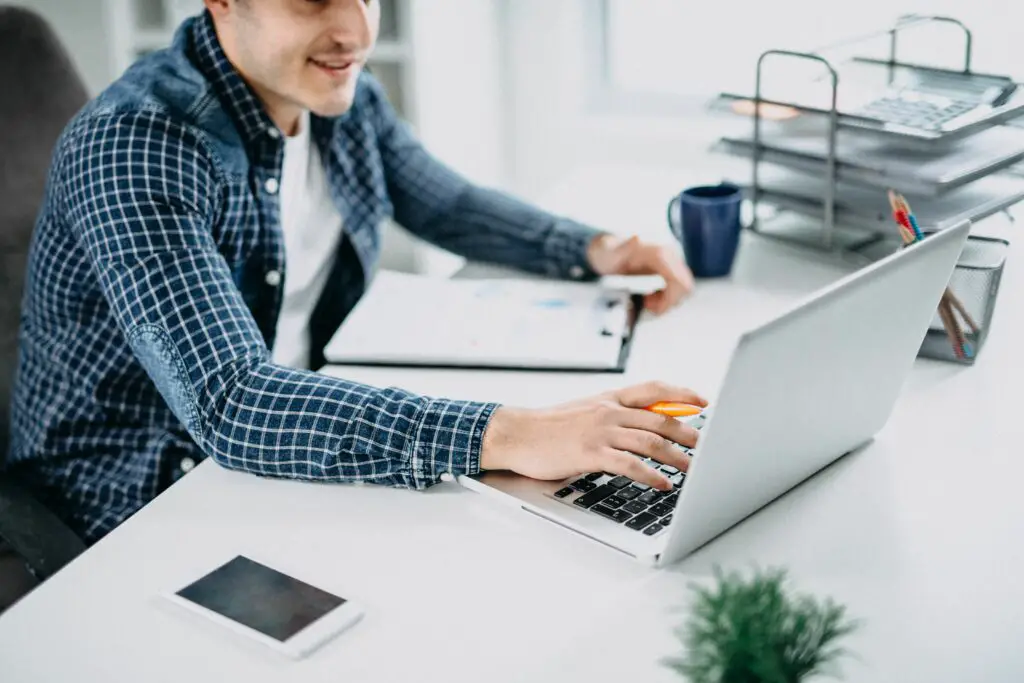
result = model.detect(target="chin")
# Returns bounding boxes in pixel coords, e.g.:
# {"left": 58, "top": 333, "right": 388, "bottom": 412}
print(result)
{"left": 308, "top": 90, "right": 357, "bottom": 118}
{"left": 315, "top": 99, "right": 356, "bottom": 117}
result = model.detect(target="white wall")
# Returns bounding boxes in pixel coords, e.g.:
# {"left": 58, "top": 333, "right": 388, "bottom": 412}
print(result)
{"left": 408, "top": 0, "right": 509, "bottom": 189}
{"left": 379, "top": 0, "right": 511, "bottom": 275}
{"left": 12, "top": 0, "right": 115, "bottom": 95}
{"left": 503, "top": 0, "right": 725, "bottom": 205}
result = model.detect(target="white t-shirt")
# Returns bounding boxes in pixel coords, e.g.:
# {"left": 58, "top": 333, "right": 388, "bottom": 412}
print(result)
{"left": 271, "top": 112, "right": 345, "bottom": 369}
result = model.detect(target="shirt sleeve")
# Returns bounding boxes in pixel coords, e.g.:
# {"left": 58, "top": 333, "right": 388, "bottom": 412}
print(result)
{"left": 363, "top": 74, "right": 605, "bottom": 280}
{"left": 62, "top": 110, "right": 498, "bottom": 489}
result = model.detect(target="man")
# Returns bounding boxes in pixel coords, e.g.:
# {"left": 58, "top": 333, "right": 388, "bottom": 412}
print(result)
{"left": 7, "top": 0, "right": 704, "bottom": 548}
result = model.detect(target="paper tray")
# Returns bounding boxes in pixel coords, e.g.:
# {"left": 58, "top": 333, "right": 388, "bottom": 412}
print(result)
{"left": 740, "top": 168, "right": 1024, "bottom": 231}
{"left": 715, "top": 124, "right": 1024, "bottom": 197}
{"left": 711, "top": 56, "right": 1024, "bottom": 144}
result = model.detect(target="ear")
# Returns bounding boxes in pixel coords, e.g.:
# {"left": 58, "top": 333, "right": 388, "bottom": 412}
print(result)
{"left": 204, "top": 0, "right": 231, "bottom": 20}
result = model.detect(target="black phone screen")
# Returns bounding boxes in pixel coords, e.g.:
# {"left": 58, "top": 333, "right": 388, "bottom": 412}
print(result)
{"left": 176, "top": 555, "right": 346, "bottom": 642}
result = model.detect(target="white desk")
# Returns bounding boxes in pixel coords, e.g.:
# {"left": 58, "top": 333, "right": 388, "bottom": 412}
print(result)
{"left": 2, "top": 166, "right": 1023, "bottom": 682}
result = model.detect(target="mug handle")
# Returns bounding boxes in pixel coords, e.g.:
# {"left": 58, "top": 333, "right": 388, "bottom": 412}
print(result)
{"left": 667, "top": 195, "right": 681, "bottom": 237}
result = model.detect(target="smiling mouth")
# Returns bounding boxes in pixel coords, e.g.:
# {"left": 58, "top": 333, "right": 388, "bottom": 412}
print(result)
{"left": 309, "top": 57, "right": 357, "bottom": 75}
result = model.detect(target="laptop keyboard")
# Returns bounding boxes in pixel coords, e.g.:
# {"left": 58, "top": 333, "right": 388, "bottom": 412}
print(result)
{"left": 550, "top": 411, "right": 707, "bottom": 536}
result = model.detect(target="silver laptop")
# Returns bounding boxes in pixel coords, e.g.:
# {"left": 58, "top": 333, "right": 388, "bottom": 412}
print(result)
{"left": 459, "top": 221, "right": 971, "bottom": 566}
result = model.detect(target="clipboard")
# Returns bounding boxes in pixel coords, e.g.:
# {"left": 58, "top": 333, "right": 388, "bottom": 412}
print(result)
{"left": 322, "top": 272, "right": 644, "bottom": 373}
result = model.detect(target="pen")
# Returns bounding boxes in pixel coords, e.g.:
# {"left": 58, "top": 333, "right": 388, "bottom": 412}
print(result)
{"left": 645, "top": 402, "right": 703, "bottom": 417}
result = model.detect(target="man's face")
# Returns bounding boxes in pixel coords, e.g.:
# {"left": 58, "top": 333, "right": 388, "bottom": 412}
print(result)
{"left": 212, "top": 0, "right": 380, "bottom": 123}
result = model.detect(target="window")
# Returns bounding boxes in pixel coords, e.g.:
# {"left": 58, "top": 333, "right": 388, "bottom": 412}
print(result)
{"left": 602, "top": 0, "right": 1024, "bottom": 102}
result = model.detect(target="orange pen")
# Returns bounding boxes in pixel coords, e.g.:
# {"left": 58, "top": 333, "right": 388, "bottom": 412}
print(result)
{"left": 645, "top": 401, "right": 703, "bottom": 418}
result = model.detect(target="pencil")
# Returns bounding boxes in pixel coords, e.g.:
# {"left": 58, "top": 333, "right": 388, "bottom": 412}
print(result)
{"left": 887, "top": 189, "right": 901, "bottom": 216}
{"left": 888, "top": 189, "right": 970, "bottom": 359}
{"left": 946, "top": 294, "right": 973, "bottom": 358}
{"left": 895, "top": 192, "right": 924, "bottom": 240}
{"left": 947, "top": 293, "right": 981, "bottom": 334}
{"left": 897, "top": 191, "right": 977, "bottom": 350}
{"left": 937, "top": 299, "right": 965, "bottom": 359}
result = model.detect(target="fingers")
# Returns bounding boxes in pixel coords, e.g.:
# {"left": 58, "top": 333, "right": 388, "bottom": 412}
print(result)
{"left": 619, "top": 243, "right": 692, "bottom": 314}
{"left": 601, "top": 450, "right": 672, "bottom": 490}
{"left": 646, "top": 249, "right": 694, "bottom": 314}
{"left": 597, "top": 236, "right": 694, "bottom": 314}
{"left": 612, "top": 428, "right": 692, "bottom": 473}
{"left": 620, "top": 409, "right": 700, "bottom": 449}
{"left": 614, "top": 381, "right": 708, "bottom": 410}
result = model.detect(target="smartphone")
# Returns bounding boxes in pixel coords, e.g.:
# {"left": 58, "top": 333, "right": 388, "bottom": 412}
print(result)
{"left": 163, "top": 555, "right": 364, "bottom": 659}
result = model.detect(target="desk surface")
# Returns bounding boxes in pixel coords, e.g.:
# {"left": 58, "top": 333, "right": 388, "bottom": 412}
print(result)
{"left": 2, "top": 166, "right": 1023, "bottom": 682}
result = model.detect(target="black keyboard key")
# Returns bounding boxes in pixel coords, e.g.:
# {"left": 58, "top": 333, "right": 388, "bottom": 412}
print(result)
{"left": 659, "top": 465, "right": 679, "bottom": 475}
{"left": 637, "top": 490, "right": 660, "bottom": 505}
{"left": 617, "top": 487, "right": 640, "bottom": 501}
{"left": 631, "top": 482, "right": 651, "bottom": 492}
{"left": 572, "top": 483, "right": 618, "bottom": 509}
{"left": 603, "top": 496, "right": 626, "bottom": 509}
{"left": 664, "top": 492, "right": 679, "bottom": 506}
{"left": 625, "top": 512, "right": 658, "bottom": 531}
{"left": 661, "top": 514, "right": 673, "bottom": 526}
{"left": 607, "top": 476, "right": 631, "bottom": 489}
{"left": 571, "top": 479, "right": 596, "bottom": 493}
{"left": 585, "top": 472, "right": 604, "bottom": 482}
{"left": 669, "top": 474, "right": 684, "bottom": 488}
{"left": 623, "top": 500, "right": 648, "bottom": 515}
{"left": 591, "top": 504, "right": 633, "bottom": 524}
{"left": 650, "top": 502, "right": 674, "bottom": 517}
{"left": 554, "top": 487, "right": 574, "bottom": 498}
{"left": 643, "top": 523, "right": 664, "bottom": 536}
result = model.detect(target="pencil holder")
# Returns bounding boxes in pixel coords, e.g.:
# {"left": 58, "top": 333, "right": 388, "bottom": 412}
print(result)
{"left": 917, "top": 235, "right": 1009, "bottom": 365}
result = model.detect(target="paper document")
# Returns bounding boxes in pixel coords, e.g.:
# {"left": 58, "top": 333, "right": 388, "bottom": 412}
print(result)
{"left": 324, "top": 271, "right": 636, "bottom": 371}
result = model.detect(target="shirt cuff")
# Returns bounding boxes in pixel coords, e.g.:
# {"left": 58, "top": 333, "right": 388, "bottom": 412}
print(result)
{"left": 409, "top": 398, "right": 500, "bottom": 488}
{"left": 542, "top": 219, "right": 606, "bottom": 281}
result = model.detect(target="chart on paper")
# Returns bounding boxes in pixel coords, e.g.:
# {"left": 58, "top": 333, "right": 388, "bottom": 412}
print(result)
{"left": 324, "top": 271, "right": 636, "bottom": 371}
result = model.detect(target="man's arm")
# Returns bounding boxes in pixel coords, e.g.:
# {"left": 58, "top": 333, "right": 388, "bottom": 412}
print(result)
{"left": 364, "top": 76, "right": 604, "bottom": 280}
{"left": 64, "top": 111, "right": 497, "bottom": 488}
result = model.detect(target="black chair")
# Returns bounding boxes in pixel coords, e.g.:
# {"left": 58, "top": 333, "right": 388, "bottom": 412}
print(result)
{"left": 0, "top": 6, "right": 90, "bottom": 610}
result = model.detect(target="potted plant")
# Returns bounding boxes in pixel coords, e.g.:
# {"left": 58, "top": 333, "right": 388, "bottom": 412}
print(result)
{"left": 663, "top": 567, "right": 860, "bottom": 683}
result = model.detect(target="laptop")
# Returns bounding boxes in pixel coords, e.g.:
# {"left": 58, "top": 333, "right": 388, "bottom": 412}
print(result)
{"left": 458, "top": 220, "right": 971, "bottom": 566}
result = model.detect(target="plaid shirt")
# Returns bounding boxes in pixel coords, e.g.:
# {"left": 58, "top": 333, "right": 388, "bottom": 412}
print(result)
{"left": 7, "top": 12, "right": 602, "bottom": 544}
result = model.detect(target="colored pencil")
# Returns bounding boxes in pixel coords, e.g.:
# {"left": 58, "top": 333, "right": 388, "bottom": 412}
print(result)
{"left": 888, "top": 189, "right": 973, "bottom": 359}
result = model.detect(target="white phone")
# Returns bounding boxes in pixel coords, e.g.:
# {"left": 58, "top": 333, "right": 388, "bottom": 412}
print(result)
{"left": 163, "top": 555, "right": 364, "bottom": 659}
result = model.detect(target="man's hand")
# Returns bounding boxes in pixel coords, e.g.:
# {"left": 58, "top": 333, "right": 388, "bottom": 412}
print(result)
{"left": 587, "top": 234, "right": 695, "bottom": 314}
{"left": 480, "top": 381, "right": 707, "bottom": 491}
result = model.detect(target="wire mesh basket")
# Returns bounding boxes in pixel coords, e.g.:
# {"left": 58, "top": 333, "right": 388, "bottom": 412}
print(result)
{"left": 917, "top": 235, "right": 1009, "bottom": 364}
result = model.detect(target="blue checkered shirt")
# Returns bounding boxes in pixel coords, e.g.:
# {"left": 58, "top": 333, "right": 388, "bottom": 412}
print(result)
{"left": 7, "top": 12, "right": 602, "bottom": 544}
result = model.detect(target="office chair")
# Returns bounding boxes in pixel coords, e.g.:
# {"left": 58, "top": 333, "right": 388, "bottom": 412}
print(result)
{"left": 0, "top": 6, "right": 90, "bottom": 608}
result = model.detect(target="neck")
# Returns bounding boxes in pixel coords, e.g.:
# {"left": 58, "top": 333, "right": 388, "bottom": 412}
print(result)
{"left": 250, "top": 83, "right": 304, "bottom": 136}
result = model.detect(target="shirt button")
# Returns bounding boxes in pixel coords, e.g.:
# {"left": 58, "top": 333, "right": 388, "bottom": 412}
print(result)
{"left": 569, "top": 265, "right": 584, "bottom": 279}
{"left": 267, "top": 127, "right": 281, "bottom": 140}
{"left": 264, "top": 177, "right": 280, "bottom": 194}
{"left": 265, "top": 270, "right": 282, "bottom": 287}
{"left": 180, "top": 457, "right": 196, "bottom": 474}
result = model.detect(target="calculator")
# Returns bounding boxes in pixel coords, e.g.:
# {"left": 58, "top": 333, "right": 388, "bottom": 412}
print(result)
{"left": 847, "top": 62, "right": 1018, "bottom": 133}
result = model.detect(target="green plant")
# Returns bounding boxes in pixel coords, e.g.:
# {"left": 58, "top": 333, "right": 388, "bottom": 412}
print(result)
{"left": 663, "top": 566, "right": 860, "bottom": 683}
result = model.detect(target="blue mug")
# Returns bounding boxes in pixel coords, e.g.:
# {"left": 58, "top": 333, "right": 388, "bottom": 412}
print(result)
{"left": 667, "top": 183, "right": 743, "bottom": 278}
